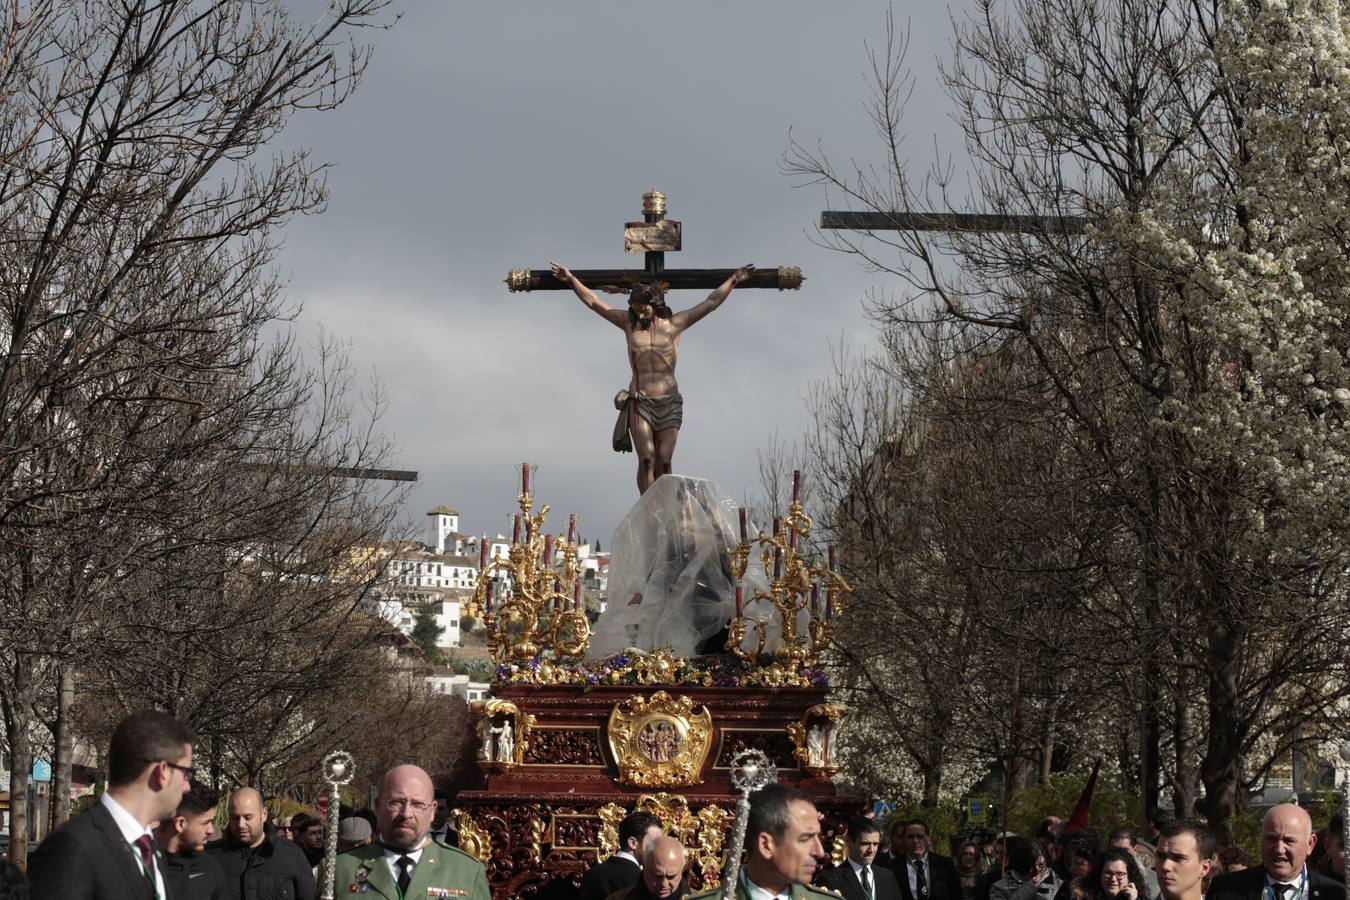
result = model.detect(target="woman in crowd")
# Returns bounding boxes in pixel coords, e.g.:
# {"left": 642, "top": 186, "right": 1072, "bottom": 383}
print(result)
{"left": 958, "top": 841, "right": 983, "bottom": 900}
{"left": 990, "top": 838, "right": 1064, "bottom": 900}
{"left": 1072, "top": 848, "right": 1149, "bottom": 900}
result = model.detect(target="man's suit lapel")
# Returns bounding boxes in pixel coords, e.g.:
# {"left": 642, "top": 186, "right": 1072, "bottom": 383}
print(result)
{"left": 90, "top": 803, "right": 155, "bottom": 900}
{"left": 840, "top": 864, "right": 867, "bottom": 900}
{"left": 896, "top": 859, "right": 914, "bottom": 900}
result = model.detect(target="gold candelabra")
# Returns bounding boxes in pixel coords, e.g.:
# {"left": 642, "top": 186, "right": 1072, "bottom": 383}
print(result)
{"left": 473, "top": 465, "right": 591, "bottom": 664}
{"left": 725, "top": 471, "right": 850, "bottom": 676}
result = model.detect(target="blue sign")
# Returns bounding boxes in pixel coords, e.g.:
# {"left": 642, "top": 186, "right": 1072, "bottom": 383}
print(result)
{"left": 32, "top": 759, "right": 51, "bottom": 782}
{"left": 873, "top": 801, "right": 897, "bottom": 821}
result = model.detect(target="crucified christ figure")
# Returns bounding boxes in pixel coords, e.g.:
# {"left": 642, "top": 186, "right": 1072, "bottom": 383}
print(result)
{"left": 550, "top": 261, "right": 754, "bottom": 494}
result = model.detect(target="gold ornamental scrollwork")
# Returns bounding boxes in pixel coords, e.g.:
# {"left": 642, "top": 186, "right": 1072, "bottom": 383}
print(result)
{"left": 606, "top": 692, "right": 713, "bottom": 787}
{"left": 449, "top": 809, "right": 491, "bottom": 866}
{"left": 474, "top": 485, "right": 592, "bottom": 665}
{"left": 725, "top": 476, "right": 852, "bottom": 687}
{"left": 693, "top": 803, "right": 732, "bottom": 885}
{"left": 785, "top": 703, "right": 846, "bottom": 776}
{"left": 596, "top": 802, "right": 626, "bottom": 859}
{"left": 471, "top": 698, "right": 536, "bottom": 771}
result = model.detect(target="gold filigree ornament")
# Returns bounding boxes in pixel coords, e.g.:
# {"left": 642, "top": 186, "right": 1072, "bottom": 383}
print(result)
{"left": 596, "top": 802, "right": 626, "bottom": 859}
{"left": 785, "top": 703, "right": 847, "bottom": 776}
{"left": 606, "top": 691, "right": 714, "bottom": 787}
{"left": 693, "top": 803, "right": 732, "bottom": 884}
{"left": 474, "top": 487, "right": 592, "bottom": 666}
{"left": 449, "top": 808, "right": 492, "bottom": 866}
{"left": 725, "top": 486, "right": 852, "bottom": 686}
{"left": 470, "top": 698, "right": 536, "bottom": 771}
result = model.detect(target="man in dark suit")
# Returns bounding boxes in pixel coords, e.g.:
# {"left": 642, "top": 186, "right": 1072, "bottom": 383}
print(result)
{"left": 1208, "top": 805, "right": 1345, "bottom": 900}
{"left": 28, "top": 709, "right": 195, "bottom": 900}
{"left": 823, "top": 817, "right": 903, "bottom": 900}
{"left": 579, "top": 811, "right": 664, "bottom": 900}
{"left": 886, "top": 819, "right": 963, "bottom": 900}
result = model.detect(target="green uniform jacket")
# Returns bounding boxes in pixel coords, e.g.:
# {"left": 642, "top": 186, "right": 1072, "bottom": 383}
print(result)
{"left": 328, "top": 840, "right": 490, "bottom": 900}
{"left": 685, "top": 876, "right": 843, "bottom": 900}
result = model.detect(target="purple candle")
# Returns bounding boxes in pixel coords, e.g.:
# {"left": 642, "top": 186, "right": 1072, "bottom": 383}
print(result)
{"left": 521, "top": 462, "right": 531, "bottom": 496}
{"left": 738, "top": 507, "right": 747, "bottom": 542}
{"left": 544, "top": 533, "right": 554, "bottom": 566}
{"left": 827, "top": 543, "right": 837, "bottom": 571}
{"left": 735, "top": 585, "right": 744, "bottom": 616}
{"left": 773, "top": 545, "right": 783, "bottom": 579}
{"left": 485, "top": 579, "right": 495, "bottom": 611}
{"left": 512, "top": 514, "right": 522, "bottom": 545}
{"left": 811, "top": 583, "right": 819, "bottom": 615}
{"left": 792, "top": 469, "right": 802, "bottom": 502}
{"left": 567, "top": 513, "right": 577, "bottom": 545}
{"left": 479, "top": 536, "right": 489, "bottom": 571}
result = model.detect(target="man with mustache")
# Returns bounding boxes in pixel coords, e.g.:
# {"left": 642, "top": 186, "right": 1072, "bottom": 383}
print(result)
{"left": 328, "top": 765, "right": 489, "bottom": 900}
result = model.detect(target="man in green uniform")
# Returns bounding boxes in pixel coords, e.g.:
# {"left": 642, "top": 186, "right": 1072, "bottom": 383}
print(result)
{"left": 327, "top": 764, "right": 490, "bottom": 900}
{"left": 687, "top": 784, "right": 840, "bottom": 900}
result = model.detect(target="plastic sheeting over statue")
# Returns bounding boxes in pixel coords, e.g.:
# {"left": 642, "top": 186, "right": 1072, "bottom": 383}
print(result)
{"left": 590, "top": 474, "right": 787, "bottom": 659}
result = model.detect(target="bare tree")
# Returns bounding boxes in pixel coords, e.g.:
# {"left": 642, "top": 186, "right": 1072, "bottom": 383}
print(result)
{"left": 786, "top": 2, "right": 1350, "bottom": 839}
{"left": 0, "top": 0, "right": 397, "bottom": 864}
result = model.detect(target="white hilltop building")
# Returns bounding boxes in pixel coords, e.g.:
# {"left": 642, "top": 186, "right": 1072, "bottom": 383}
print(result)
{"left": 361, "top": 503, "right": 612, "bottom": 649}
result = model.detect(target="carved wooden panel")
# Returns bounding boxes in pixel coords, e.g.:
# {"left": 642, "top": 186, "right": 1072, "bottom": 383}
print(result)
{"left": 523, "top": 727, "right": 605, "bottom": 766}
{"left": 714, "top": 728, "right": 798, "bottom": 769}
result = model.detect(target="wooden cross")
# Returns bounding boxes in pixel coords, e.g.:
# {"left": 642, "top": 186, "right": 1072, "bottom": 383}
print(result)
{"left": 820, "top": 210, "right": 1089, "bottom": 234}
{"left": 505, "top": 189, "right": 805, "bottom": 294}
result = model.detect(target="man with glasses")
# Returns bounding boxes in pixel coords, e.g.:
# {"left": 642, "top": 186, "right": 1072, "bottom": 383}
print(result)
{"left": 208, "top": 787, "right": 312, "bottom": 900}
{"left": 328, "top": 764, "right": 490, "bottom": 900}
{"left": 29, "top": 709, "right": 194, "bottom": 900}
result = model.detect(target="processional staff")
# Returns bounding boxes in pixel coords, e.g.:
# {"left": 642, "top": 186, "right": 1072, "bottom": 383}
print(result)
{"left": 721, "top": 748, "right": 779, "bottom": 900}
{"left": 319, "top": 751, "right": 355, "bottom": 900}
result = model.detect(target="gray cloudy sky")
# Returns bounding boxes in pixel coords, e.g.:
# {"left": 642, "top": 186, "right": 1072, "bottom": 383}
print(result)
{"left": 278, "top": 2, "right": 970, "bottom": 545}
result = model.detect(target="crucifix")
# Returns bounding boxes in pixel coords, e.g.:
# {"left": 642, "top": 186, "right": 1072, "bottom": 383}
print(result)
{"left": 507, "top": 189, "right": 804, "bottom": 495}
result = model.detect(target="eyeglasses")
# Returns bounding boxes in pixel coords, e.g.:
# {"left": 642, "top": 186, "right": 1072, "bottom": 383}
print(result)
{"left": 161, "top": 761, "right": 194, "bottom": 782}
{"left": 384, "top": 798, "right": 434, "bottom": 813}
{"left": 1104, "top": 873, "right": 1131, "bottom": 882}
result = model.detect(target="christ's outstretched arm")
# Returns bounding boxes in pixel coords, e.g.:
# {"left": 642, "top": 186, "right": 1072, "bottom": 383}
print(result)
{"left": 551, "top": 261, "right": 626, "bottom": 328}
{"left": 671, "top": 264, "right": 755, "bottom": 331}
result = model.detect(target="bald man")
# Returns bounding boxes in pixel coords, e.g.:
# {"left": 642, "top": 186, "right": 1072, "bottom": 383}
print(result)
{"left": 207, "top": 787, "right": 313, "bottom": 900}
{"left": 1208, "top": 805, "right": 1345, "bottom": 900}
{"left": 606, "top": 836, "right": 689, "bottom": 900}
{"left": 328, "top": 764, "right": 491, "bottom": 900}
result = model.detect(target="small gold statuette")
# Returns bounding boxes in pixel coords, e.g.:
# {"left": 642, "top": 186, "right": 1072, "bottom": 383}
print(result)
{"left": 786, "top": 703, "right": 846, "bottom": 776}
{"left": 606, "top": 691, "right": 713, "bottom": 787}
{"left": 471, "top": 698, "right": 535, "bottom": 771}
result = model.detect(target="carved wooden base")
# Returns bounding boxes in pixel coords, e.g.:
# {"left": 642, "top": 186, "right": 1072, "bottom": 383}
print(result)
{"left": 453, "top": 683, "right": 864, "bottom": 899}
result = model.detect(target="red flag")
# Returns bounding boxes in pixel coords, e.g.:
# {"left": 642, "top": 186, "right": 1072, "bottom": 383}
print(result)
{"left": 1066, "top": 758, "right": 1102, "bottom": 832}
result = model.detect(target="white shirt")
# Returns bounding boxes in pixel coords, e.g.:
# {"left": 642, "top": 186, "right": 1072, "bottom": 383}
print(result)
{"left": 908, "top": 854, "right": 930, "bottom": 899}
{"left": 852, "top": 859, "right": 877, "bottom": 893}
{"left": 743, "top": 868, "right": 791, "bottom": 900}
{"left": 100, "top": 792, "right": 167, "bottom": 900}
{"left": 381, "top": 841, "right": 426, "bottom": 885}
{"left": 615, "top": 850, "right": 640, "bottom": 867}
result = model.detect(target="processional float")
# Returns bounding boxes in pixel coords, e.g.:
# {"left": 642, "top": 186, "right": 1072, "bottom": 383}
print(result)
{"left": 328, "top": 191, "right": 863, "bottom": 899}
{"left": 445, "top": 461, "right": 858, "bottom": 898}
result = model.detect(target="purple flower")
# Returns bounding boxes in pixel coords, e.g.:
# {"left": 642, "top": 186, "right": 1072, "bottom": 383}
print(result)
{"left": 612, "top": 654, "right": 630, "bottom": 668}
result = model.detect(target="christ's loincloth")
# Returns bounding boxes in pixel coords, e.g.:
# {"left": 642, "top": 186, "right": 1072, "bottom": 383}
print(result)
{"left": 612, "top": 389, "right": 684, "bottom": 453}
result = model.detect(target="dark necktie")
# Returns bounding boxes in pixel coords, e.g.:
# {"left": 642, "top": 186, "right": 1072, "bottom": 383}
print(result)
{"left": 862, "top": 865, "right": 875, "bottom": 900}
{"left": 1272, "top": 885, "right": 1292, "bottom": 900}
{"left": 397, "top": 855, "right": 415, "bottom": 896}
{"left": 133, "top": 835, "right": 158, "bottom": 900}
{"left": 915, "top": 860, "right": 929, "bottom": 899}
